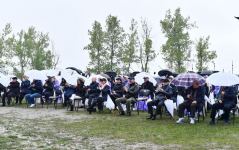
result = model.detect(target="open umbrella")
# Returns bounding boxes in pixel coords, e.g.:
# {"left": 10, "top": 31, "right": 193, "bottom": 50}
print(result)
{"left": 99, "top": 73, "right": 111, "bottom": 80}
{"left": 206, "top": 72, "right": 239, "bottom": 86}
{"left": 171, "top": 73, "right": 205, "bottom": 88}
{"left": 135, "top": 72, "right": 157, "bottom": 86}
{"left": 66, "top": 67, "right": 83, "bottom": 75}
{"left": 25, "top": 70, "right": 47, "bottom": 82}
{"left": 0, "top": 73, "right": 10, "bottom": 87}
{"left": 158, "top": 69, "right": 173, "bottom": 77}
{"left": 105, "top": 71, "right": 117, "bottom": 80}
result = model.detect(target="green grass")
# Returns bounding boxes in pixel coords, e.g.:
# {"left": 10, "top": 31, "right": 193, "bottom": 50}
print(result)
{"left": 55, "top": 111, "right": 239, "bottom": 149}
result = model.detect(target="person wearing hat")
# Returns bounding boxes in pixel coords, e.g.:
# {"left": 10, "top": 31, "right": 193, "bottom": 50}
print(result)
{"left": 141, "top": 76, "right": 155, "bottom": 99}
{"left": 115, "top": 77, "right": 139, "bottom": 116}
{"left": 147, "top": 78, "right": 173, "bottom": 120}
{"left": 3, "top": 77, "right": 20, "bottom": 106}
{"left": 19, "top": 75, "right": 31, "bottom": 104}
{"left": 110, "top": 77, "right": 124, "bottom": 109}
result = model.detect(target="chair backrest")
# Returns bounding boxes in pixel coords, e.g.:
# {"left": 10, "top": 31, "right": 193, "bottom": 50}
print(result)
{"left": 138, "top": 89, "right": 151, "bottom": 97}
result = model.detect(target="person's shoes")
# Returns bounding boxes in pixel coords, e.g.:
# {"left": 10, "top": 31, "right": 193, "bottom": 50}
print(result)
{"left": 119, "top": 111, "right": 125, "bottom": 116}
{"left": 176, "top": 118, "right": 184, "bottom": 124}
{"left": 29, "top": 104, "right": 35, "bottom": 108}
{"left": 151, "top": 115, "right": 156, "bottom": 120}
{"left": 190, "top": 118, "right": 195, "bottom": 124}
{"left": 209, "top": 120, "right": 215, "bottom": 125}
{"left": 147, "top": 115, "right": 153, "bottom": 120}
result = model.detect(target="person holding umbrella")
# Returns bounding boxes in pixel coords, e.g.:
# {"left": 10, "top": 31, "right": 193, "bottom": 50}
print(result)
{"left": 176, "top": 80, "right": 205, "bottom": 124}
{"left": 209, "top": 86, "right": 237, "bottom": 125}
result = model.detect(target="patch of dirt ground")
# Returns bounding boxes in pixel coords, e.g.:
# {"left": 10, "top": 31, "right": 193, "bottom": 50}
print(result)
{"left": 0, "top": 107, "right": 181, "bottom": 150}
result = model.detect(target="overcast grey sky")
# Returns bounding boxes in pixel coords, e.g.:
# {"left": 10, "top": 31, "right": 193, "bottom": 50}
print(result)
{"left": 0, "top": 0, "right": 239, "bottom": 73}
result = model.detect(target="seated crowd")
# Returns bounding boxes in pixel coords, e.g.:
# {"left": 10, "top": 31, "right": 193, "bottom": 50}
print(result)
{"left": 0, "top": 74, "right": 238, "bottom": 125}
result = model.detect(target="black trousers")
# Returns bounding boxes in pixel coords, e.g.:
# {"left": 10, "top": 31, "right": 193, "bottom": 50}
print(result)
{"left": 43, "top": 91, "right": 53, "bottom": 103}
{"left": 210, "top": 102, "right": 235, "bottom": 122}
{"left": 19, "top": 92, "right": 29, "bottom": 104}
{"left": 178, "top": 101, "right": 199, "bottom": 118}
{"left": 88, "top": 96, "right": 104, "bottom": 111}
{"left": 3, "top": 92, "right": 19, "bottom": 106}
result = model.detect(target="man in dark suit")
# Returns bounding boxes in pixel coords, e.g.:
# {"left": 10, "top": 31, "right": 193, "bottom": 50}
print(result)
{"left": 4, "top": 77, "right": 20, "bottom": 106}
{"left": 210, "top": 86, "right": 237, "bottom": 125}
{"left": 176, "top": 80, "right": 205, "bottom": 124}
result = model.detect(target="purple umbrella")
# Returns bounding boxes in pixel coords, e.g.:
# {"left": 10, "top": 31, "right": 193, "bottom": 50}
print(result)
{"left": 171, "top": 73, "right": 205, "bottom": 88}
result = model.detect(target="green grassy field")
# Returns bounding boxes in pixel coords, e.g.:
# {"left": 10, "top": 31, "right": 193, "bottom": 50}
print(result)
{"left": 0, "top": 106, "right": 238, "bottom": 149}
{"left": 59, "top": 111, "right": 239, "bottom": 149}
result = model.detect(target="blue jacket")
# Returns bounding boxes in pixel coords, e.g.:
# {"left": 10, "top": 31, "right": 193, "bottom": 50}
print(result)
{"left": 88, "top": 82, "right": 100, "bottom": 97}
{"left": 30, "top": 80, "right": 43, "bottom": 94}
{"left": 21, "top": 80, "right": 31, "bottom": 94}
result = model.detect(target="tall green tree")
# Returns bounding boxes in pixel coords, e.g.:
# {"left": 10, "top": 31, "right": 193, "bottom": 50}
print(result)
{"left": 104, "top": 15, "right": 125, "bottom": 72}
{"left": 139, "top": 19, "right": 155, "bottom": 72}
{"left": 84, "top": 21, "right": 105, "bottom": 73}
{"left": 0, "top": 23, "right": 14, "bottom": 73}
{"left": 9, "top": 26, "right": 59, "bottom": 77}
{"left": 195, "top": 36, "right": 217, "bottom": 72}
{"left": 120, "top": 19, "right": 139, "bottom": 74}
{"left": 160, "top": 8, "right": 195, "bottom": 73}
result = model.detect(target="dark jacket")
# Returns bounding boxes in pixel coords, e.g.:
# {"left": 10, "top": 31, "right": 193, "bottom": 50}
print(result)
{"left": 30, "top": 80, "right": 43, "bottom": 94}
{"left": 88, "top": 82, "right": 100, "bottom": 97}
{"left": 155, "top": 84, "right": 173, "bottom": 100}
{"left": 111, "top": 83, "right": 124, "bottom": 98}
{"left": 0, "top": 83, "right": 6, "bottom": 92}
{"left": 223, "top": 87, "right": 237, "bottom": 105}
{"left": 186, "top": 86, "right": 205, "bottom": 104}
{"left": 8, "top": 81, "right": 20, "bottom": 95}
{"left": 99, "top": 84, "right": 110, "bottom": 101}
{"left": 20, "top": 80, "right": 31, "bottom": 94}
{"left": 74, "top": 84, "right": 86, "bottom": 98}
{"left": 43, "top": 80, "right": 54, "bottom": 94}
{"left": 141, "top": 81, "right": 155, "bottom": 98}
{"left": 125, "top": 83, "right": 139, "bottom": 99}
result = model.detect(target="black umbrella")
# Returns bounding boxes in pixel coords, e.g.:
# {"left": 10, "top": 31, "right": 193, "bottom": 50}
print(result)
{"left": 158, "top": 69, "right": 173, "bottom": 77}
{"left": 198, "top": 70, "right": 214, "bottom": 76}
{"left": 235, "top": 16, "right": 239, "bottom": 20}
{"left": 99, "top": 73, "right": 111, "bottom": 80}
{"left": 105, "top": 71, "right": 117, "bottom": 80}
{"left": 66, "top": 67, "right": 83, "bottom": 75}
{"left": 130, "top": 71, "right": 140, "bottom": 78}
